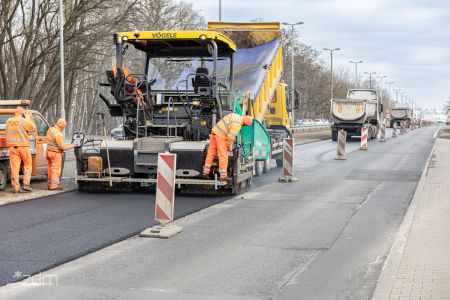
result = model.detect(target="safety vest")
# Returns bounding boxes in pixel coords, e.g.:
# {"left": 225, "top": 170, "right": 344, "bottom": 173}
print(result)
{"left": 212, "top": 113, "right": 243, "bottom": 142}
{"left": 5, "top": 115, "right": 35, "bottom": 147}
{"left": 47, "top": 126, "right": 64, "bottom": 153}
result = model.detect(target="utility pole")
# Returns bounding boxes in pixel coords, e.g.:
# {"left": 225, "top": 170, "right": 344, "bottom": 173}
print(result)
{"left": 59, "top": 0, "right": 65, "bottom": 136}
{"left": 282, "top": 22, "right": 304, "bottom": 104}
{"left": 323, "top": 48, "right": 340, "bottom": 99}
{"left": 349, "top": 60, "right": 363, "bottom": 88}
{"left": 219, "top": 0, "right": 221, "bottom": 21}
{"left": 364, "top": 72, "right": 376, "bottom": 89}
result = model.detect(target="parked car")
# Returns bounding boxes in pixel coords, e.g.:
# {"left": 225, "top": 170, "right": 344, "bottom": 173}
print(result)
{"left": 301, "top": 119, "right": 314, "bottom": 126}
{"left": 110, "top": 124, "right": 125, "bottom": 140}
{"left": 293, "top": 120, "right": 303, "bottom": 127}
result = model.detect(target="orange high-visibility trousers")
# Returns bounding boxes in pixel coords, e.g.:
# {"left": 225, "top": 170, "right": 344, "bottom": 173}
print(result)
{"left": 203, "top": 134, "right": 229, "bottom": 179}
{"left": 9, "top": 146, "right": 32, "bottom": 191}
{"left": 46, "top": 151, "right": 62, "bottom": 189}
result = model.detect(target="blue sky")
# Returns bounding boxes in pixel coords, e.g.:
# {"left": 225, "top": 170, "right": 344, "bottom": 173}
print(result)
{"left": 192, "top": 0, "right": 450, "bottom": 109}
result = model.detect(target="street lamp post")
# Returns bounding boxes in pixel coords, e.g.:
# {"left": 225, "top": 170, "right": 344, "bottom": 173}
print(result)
{"left": 219, "top": 0, "right": 221, "bottom": 21}
{"left": 282, "top": 21, "right": 304, "bottom": 104}
{"left": 364, "top": 72, "right": 376, "bottom": 89}
{"left": 349, "top": 60, "right": 363, "bottom": 88}
{"left": 376, "top": 75, "right": 387, "bottom": 103}
{"left": 323, "top": 48, "right": 340, "bottom": 99}
{"left": 393, "top": 89, "right": 401, "bottom": 104}
{"left": 387, "top": 81, "right": 394, "bottom": 103}
{"left": 59, "top": 0, "right": 65, "bottom": 136}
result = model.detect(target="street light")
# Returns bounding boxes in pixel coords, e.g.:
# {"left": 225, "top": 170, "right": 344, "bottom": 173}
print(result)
{"left": 393, "top": 89, "right": 401, "bottom": 104}
{"left": 387, "top": 81, "right": 394, "bottom": 103}
{"left": 349, "top": 60, "right": 363, "bottom": 88}
{"left": 376, "top": 75, "right": 387, "bottom": 104}
{"left": 282, "top": 21, "right": 304, "bottom": 104}
{"left": 364, "top": 72, "right": 376, "bottom": 89}
{"left": 219, "top": 0, "right": 222, "bottom": 21}
{"left": 323, "top": 47, "right": 340, "bottom": 99}
{"left": 59, "top": 0, "right": 65, "bottom": 136}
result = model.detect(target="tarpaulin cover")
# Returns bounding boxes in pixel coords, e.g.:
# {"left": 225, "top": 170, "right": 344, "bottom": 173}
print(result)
{"left": 172, "top": 39, "right": 280, "bottom": 103}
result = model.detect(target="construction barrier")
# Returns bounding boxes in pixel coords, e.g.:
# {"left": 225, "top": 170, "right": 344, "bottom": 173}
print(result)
{"left": 360, "top": 126, "right": 368, "bottom": 150}
{"left": 380, "top": 124, "right": 386, "bottom": 142}
{"left": 392, "top": 123, "right": 397, "bottom": 138}
{"left": 335, "top": 130, "right": 347, "bottom": 160}
{"left": 140, "top": 153, "right": 182, "bottom": 238}
{"left": 279, "top": 138, "right": 298, "bottom": 182}
{"left": 400, "top": 121, "right": 407, "bottom": 135}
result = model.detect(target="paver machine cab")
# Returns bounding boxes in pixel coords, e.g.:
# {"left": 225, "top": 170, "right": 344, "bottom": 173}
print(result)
{"left": 75, "top": 30, "right": 255, "bottom": 194}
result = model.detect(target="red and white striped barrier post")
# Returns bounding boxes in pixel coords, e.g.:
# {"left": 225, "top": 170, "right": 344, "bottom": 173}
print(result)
{"left": 392, "top": 123, "right": 397, "bottom": 138}
{"left": 140, "top": 153, "right": 182, "bottom": 238}
{"left": 380, "top": 124, "right": 386, "bottom": 142}
{"left": 279, "top": 138, "right": 298, "bottom": 182}
{"left": 335, "top": 129, "right": 347, "bottom": 160}
{"left": 400, "top": 121, "right": 405, "bottom": 135}
{"left": 360, "top": 126, "right": 368, "bottom": 150}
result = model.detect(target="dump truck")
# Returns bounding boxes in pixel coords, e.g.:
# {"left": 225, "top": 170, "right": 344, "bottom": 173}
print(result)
{"left": 330, "top": 89, "right": 382, "bottom": 141}
{"left": 390, "top": 106, "right": 412, "bottom": 128}
{"left": 0, "top": 100, "right": 51, "bottom": 190}
{"left": 74, "top": 22, "right": 297, "bottom": 194}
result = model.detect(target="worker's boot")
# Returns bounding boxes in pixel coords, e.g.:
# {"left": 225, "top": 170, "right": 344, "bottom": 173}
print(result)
{"left": 22, "top": 185, "right": 32, "bottom": 192}
{"left": 49, "top": 187, "right": 62, "bottom": 191}
{"left": 202, "top": 174, "right": 210, "bottom": 180}
{"left": 11, "top": 189, "right": 19, "bottom": 194}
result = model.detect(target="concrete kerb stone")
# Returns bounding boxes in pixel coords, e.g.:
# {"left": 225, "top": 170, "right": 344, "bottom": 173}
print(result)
{"left": 372, "top": 138, "right": 437, "bottom": 300}
{"left": 0, "top": 184, "right": 76, "bottom": 206}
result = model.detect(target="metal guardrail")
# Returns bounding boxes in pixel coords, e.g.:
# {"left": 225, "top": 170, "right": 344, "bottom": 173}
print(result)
{"left": 291, "top": 124, "right": 331, "bottom": 133}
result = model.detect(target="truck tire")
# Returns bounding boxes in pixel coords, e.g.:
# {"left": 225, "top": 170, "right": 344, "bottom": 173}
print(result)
{"left": 331, "top": 130, "right": 338, "bottom": 141}
{"left": 0, "top": 162, "right": 7, "bottom": 191}
{"left": 263, "top": 157, "right": 271, "bottom": 174}
{"left": 255, "top": 160, "right": 264, "bottom": 177}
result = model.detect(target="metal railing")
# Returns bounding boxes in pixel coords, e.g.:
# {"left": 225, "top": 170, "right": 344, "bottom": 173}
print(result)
{"left": 291, "top": 124, "right": 331, "bottom": 133}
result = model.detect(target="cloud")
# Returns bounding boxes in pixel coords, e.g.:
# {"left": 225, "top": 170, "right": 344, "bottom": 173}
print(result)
{"left": 190, "top": 0, "right": 450, "bottom": 108}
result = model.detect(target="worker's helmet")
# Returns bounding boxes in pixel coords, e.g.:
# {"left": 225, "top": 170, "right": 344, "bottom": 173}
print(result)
{"left": 243, "top": 115, "right": 253, "bottom": 126}
{"left": 14, "top": 106, "right": 25, "bottom": 116}
{"left": 56, "top": 118, "right": 67, "bottom": 129}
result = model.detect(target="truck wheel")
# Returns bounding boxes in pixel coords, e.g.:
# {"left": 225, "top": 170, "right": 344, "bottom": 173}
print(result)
{"left": 276, "top": 159, "right": 283, "bottom": 168}
{"left": 0, "top": 162, "right": 7, "bottom": 191}
{"left": 331, "top": 130, "right": 338, "bottom": 141}
{"left": 263, "top": 157, "right": 271, "bottom": 173}
{"left": 255, "top": 160, "right": 264, "bottom": 177}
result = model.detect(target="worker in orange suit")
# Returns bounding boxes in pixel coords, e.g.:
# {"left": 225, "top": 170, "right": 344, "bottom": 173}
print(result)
{"left": 46, "top": 118, "right": 75, "bottom": 190}
{"left": 5, "top": 107, "right": 36, "bottom": 193}
{"left": 203, "top": 113, "right": 253, "bottom": 180}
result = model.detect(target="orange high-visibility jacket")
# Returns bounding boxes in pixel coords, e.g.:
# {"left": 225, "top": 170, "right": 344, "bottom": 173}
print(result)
{"left": 5, "top": 115, "right": 36, "bottom": 147}
{"left": 47, "top": 126, "right": 72, "bottom": 153}
{"left": 212, "top": 113, "right": 243, "bottom": 143}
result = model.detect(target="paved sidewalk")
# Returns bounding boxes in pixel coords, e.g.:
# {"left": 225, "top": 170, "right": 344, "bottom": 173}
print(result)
{"left": 373, "top": 137, "right": 450, "bottom": 300}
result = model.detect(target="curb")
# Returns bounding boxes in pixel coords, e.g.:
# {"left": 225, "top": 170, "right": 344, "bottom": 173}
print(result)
{"left": 0, "top": 186, "right": 77, "bottom": 207}
{"left": 371, "top": 137, "right": 437, "bottom": 299}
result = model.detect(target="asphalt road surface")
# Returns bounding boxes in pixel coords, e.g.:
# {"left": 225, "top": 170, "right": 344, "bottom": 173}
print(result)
{"left": 0, "top": 127, "right": 437, "bottom": 300}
